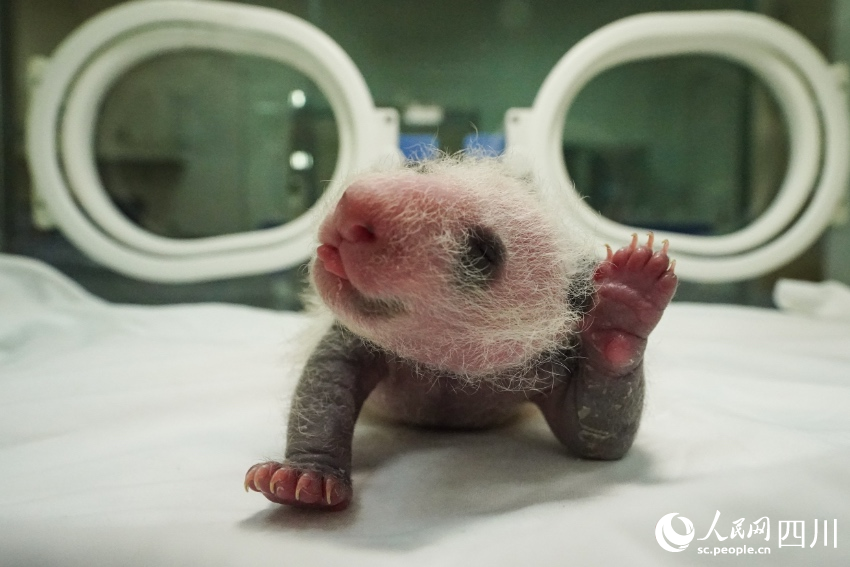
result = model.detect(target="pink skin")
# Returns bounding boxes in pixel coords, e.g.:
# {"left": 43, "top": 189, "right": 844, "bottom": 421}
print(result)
{"left": 313, "top": 174, "right": 455, "bottom": 299}
{"left": 586, "top": 233, "right": 677, "bottom": 372}
{"left": 244, "top": 462, "right": 350, "bottom": 511}
{"left": 311, "top": 172, "right": 573, "bottom": 374}
{"left": 311, "top": 177, "right": 452, "bottom": 333}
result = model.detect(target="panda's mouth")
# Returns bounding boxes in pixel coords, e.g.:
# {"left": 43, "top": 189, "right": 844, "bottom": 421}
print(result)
{"left": 313, "top": 249, "right": 406, "bottom": 319}
{"left": 316, "top": 243, "right": 348, "bottom": 280}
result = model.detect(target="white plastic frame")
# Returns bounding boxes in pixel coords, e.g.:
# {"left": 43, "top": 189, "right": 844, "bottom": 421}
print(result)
{"left": 507, "top": 11, "right": 850, "bottom": 282}
{"left": 27, "top": 6, "right": 849, "bottom": 284}
{"left": 27, "top": 0, "right": 399, "bottom": 282}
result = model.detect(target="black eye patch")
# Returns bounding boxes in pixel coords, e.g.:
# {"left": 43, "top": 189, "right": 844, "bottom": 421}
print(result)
{"left": 455, "top": 226, "right": 505, "bottom": 289}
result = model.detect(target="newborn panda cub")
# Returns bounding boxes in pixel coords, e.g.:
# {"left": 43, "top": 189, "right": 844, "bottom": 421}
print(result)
{"left": 245, "top": 157, "right": 677, "bottom": 510}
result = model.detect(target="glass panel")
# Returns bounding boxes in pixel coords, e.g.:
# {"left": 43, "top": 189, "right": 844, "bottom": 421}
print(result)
{"left": 563, "top": 57, "right": 787, "bottom": 237}
{"left": 95, "top": 50, "right": 339, "bottom": 238}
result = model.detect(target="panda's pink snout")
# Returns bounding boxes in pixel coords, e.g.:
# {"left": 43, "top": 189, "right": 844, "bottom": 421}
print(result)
{"left": 317, "top": 188, "right": 381, "bottom": 281}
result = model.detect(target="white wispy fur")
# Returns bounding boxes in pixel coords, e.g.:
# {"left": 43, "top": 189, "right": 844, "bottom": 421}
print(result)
{"left": 307, "top": 153, "right": 598, "bottom": 390}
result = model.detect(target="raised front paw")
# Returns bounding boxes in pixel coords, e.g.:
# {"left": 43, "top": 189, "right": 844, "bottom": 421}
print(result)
{"left": 244, "top": 461, "right": 351, "bottom": 511}
{"left": 596, "top": 232, "right": 677, "bottom": 307}
{"left": 583, "top": 233, "right": 677, "bottom": 370}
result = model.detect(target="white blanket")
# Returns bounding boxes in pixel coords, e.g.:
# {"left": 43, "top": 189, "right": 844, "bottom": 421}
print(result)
{"left": 1, "top": 254, "right": 848, "bottom": 566}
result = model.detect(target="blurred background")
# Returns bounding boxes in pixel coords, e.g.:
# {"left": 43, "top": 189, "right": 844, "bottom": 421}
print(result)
{"left": 1, "top": 0, "right": 848, "bottom": 309}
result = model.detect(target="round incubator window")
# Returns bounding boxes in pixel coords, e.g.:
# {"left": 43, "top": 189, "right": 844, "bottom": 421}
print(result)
{"left": 562, "top": 56, "right": 786, "bottom": 238}
{"left": 94, "top": 50, "right": 340, "bottom": 239}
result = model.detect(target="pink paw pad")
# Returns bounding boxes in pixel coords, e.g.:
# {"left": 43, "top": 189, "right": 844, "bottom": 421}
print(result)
{"left": 585, "top": 233, "right": 677, "bottom": 370}
{"left": 596, "top": 232, "right": 677, "bottom": 296}
{"left": 244, "top": 461, "right": 351, "bottom": 511}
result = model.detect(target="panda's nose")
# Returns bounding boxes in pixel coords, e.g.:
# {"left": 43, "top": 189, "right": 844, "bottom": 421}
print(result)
{"left": 334, "top": 188, "right": 378, "bottom": 244}
{"left": 316, "top": 185, "right": 383, "bottom": 280}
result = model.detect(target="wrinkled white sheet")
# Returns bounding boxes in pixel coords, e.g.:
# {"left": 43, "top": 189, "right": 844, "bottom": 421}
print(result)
{"left": 1, "top": 253, "right": 848, "bottom": 566}
{"left": 774, "top": 278, "right": 850, "bottom": 322}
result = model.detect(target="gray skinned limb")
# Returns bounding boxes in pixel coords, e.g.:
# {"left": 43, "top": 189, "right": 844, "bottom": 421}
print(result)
{"left": 534, "top": 234, "right": 675, "bottom": 460}
{"left": 284, "top": 323, "right": 385, "bottom": 477}
{"left": 536, "top": 348, "right": 645, "bottom": 461}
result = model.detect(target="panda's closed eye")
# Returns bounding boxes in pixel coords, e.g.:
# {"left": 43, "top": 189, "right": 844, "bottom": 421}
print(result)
{"left": 456, "top": 226, "right": 505, "bottom": 288}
